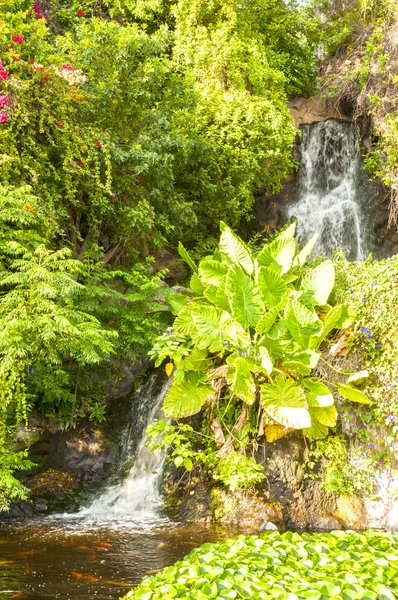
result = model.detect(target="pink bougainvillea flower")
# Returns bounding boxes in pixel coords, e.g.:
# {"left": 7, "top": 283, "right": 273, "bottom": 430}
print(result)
{"left": 56, "top": 121, "right": 63, "bottom": 126}
{"left": 96, "top": 140, "right": 101, "bottom": 148}
{"left": 76, "top": 161, "right": 84, "bottom": 167}
{"left": 0, "top": 112, "right": 9, "bottom": 123}
{"left": 33, "top": 2, "right": 40, "bottom": 11}
{"left": 62, "top": 64, "right": 73, "bottom": 71}
{"left": 12, "top": 35, "right": 24, "bottom": 44}
{"left": 77, "top": 10, "right": 85, "bottom": 17}
{"left": 0, "top": 95, "right": 9, "bottom": 107}
{"left": 0, "top": 69, "right": 9, "bottom": 80}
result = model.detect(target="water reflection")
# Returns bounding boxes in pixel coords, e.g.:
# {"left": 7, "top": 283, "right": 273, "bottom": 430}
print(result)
{"left": 0, "top": 519, "right": 247, "bottom": 599}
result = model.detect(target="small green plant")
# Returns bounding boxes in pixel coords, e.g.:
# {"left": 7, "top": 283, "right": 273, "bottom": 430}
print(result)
{"left": 214, "top": 452, "right": 265, "bottom": 491}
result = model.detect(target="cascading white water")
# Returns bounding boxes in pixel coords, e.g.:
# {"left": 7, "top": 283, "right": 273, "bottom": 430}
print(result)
{"left": 78, "top": 375, "right": 170, "bottom": 523}
{"left": 287, "top": 119, "right": 368, "bottom": 259}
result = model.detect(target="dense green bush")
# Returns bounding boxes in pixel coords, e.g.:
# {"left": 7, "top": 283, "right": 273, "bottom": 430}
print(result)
{"left": 123, "top": 530, "right": 398, "bottom": 599}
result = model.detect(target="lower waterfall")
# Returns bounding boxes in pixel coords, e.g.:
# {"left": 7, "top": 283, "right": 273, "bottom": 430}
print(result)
{"left": 78, "top": 374, "right": 170, "bottom": 523}
{"left": 286, "top": 119, "right": 371, "bottom": 260}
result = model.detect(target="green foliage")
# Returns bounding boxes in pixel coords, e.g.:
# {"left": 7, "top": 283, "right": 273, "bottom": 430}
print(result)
{"left": 334, "top": 253, "right": 398, "bottom": 460}
{"left": 123, "top": 530, "right": 398, "bottom": 600}
{"left": 214, "top": 452, "right": 265, "bottom": 491}
{"left": 148, "top": 225, "right": 369, "bottom": 493}
{"left": 307, "top": 435, "right": 373, "bottom": 495}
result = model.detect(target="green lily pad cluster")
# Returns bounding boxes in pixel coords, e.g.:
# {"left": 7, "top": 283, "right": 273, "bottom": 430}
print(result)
{"left": 123, "top": 530, "right": 398, "bottom": 600}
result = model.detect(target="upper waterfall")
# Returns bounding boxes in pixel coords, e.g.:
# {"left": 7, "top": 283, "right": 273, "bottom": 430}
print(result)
{"left": 286, "top": 119, "right": 369, "bottom": 259}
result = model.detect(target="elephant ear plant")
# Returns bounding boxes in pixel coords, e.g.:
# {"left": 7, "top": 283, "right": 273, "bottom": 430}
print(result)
{"left": 148, "top": 223, "right": 370, "bottom": 483}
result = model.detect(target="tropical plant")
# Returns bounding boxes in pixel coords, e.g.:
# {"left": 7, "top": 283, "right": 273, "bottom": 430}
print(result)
{"left": 151, "top": 223, "right": 369, "bottom": 450}
{"left": 124, "top": 530, "right": 398, "bottom": 600}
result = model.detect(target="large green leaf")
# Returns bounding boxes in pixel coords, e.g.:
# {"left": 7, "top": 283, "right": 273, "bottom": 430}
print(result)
{"left": 198, "top": 260, "right": 227, "bottom": 287}
{"left": 227, "top": 356, "right": 256, "bottom": 405}
{"left": 338, "top": 384, "right": 371, "bottom": 404}
{"left": 190, "top": 273, "right": 205, "bottom": 295}
{"left": 257, "top": 237, "right": 296, "bottom": 275}
{"left": 293, "top": 233, "right": 318, "bottom": 268}
{"left": 261, "top": 377, "right": 311, "bottom": 429}
{"left": 164, "top": 371, "right": 213, "bottom": 418}
{"left": 178, "top": 242, "right": 198, "bottom": 273}
{"left": 259, "top": 346, "right": 273, "bottom": 376}
{"left": 310, "top": 304, "right": 345, "bottom": 349}
{"left": 168, "top": 292, "right": 189, "bottom": 315}
{"left": 225, "top": 265, "right": 264, "bottom": 329}
{"left": 282, "top": 349, "right": 320, "bottom": 376}
{"left": 259, "top": 335, "right": 289, "bottom": 359}
{"left": 304, "top": 379, "right": 334, "bottom": 407}
{"left": 179, "top": 348, "right": 213, "bottom": 372}
{"left": 175, "top": 302, "right": 230, "bottom": 352}
{"left": 255, "top": 291, "right": 290, "bottom": 334}
{"left": 285, "top": 299, "right": 322, "bottom": 349}
{"left": 219, "top": 223, "right": 253, "bottom": 275}
{"left": 256, "top": 266, "right": 287, "bottom": 309}
{"left": 301, "top": 260, "right": 335, "bottom": 306}
{"left": 303, "top": 415, "right": 329, "bottom": 440}
{"left": 204, "top": 285, "right": 230, "bottom": 312}
{"left": 311, "top": 405, "right": 337, "bottom": 427}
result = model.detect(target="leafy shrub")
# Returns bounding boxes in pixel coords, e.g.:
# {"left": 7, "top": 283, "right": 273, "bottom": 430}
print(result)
{"left": 123, "top": 530, "right": 398, "bottom": 599}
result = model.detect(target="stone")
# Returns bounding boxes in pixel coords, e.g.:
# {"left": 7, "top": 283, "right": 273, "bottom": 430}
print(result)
{"left": 289, "top": 95, "right": 352, "bottom": 128}
{"left": 209, "top": 487, "right": 284, "bottom": 530}
{"left": 333, "top": 495, "right": 368, "bottom": 530}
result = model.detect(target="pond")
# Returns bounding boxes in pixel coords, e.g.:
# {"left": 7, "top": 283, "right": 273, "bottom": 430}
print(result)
{"left": 0, "top": 517, "right": 244, "bottom": 600}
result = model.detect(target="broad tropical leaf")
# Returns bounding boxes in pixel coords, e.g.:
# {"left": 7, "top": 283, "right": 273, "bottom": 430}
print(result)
{"left": 346, "top": 370, "right": 370, "bottom": 384}
{"left": 303, "top": 416, "right": 328, "bottom": 440}
{"left": 168, "top": 292, "right": 189, "bottom": 315}
{"left": 261, "top": 377, "right": 311, "bottom": 429}
{"left": 255, "top": 292, "right": 290, "bottom": 334}
{"left": 282, "top": 349, "right": 320, "bottom": 376}
{"left": 311, "top": 405, "right": 337, "bottom": 427}
{"left": 190, "top": 273, "right": 205, "bottom": 295}
{"left": 294, "top": 233, "right": 318, "bottom": 268}
{"left": 257, "top": 236, "right": 296, "bottom": 275}
{"left": 304, "top": 379, "right": 334, "bottom": 407}
{"left": 175, "top": 303, "right": 230, "bottom": 352}
{"left": 179, "top": 348, "right": 212, "bottom": 372}
{"left": 256, "top": 266, "right": 287, "bottom": 309}
{"left": 301, "top": 260, "right": 335, "bottom": 306}
{"left": 198, "top": 260, "right": 227, "bottom": 287}
{"left": 178, "top": 242, "right": 197, "bottom": 273}
{"left": 226, "top": 265, "right": 264, "bottom": 329}
{"left": 259, "top": 346, "right": 273, "bottom": 376}
{"left": 227, "top": 356, "right": 256, "bottom": 405}
{"left": 338, "top": 384, "right": 371, "bottom": 404}
{"left": 204, "top": 285, "right": 230, "bottom": 312}
{"left": 285, "top": 299, "right": 322, "bottom": 348}
{"left": 219, "top": 223, "right": 253, "bottom": 275}
{"left": 164, "top": 371, "right": 213, "bottom": 418}
{"left": 310, "top": 304, "right": 345, "bottom": 348}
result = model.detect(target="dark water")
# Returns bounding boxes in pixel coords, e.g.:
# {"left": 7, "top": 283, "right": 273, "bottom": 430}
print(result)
{"left": 0, "top": 519, "right": 243, "bottom": 600}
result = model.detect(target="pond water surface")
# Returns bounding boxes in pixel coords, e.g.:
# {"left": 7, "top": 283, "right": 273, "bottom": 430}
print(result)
{"left": 0, "top": 518, "right": 244, "bottom": 600}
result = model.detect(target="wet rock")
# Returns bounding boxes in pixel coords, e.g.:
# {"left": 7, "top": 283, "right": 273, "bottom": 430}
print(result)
{"left": 209, "top": 488, "right": 284, "bottom": 530}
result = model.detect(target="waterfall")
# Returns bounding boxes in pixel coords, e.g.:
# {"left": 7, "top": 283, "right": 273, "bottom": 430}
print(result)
{"left": 78, "top": 374, "right": 170, "bottom": 523}
{"left": 286, "top": 119, "right": 369, "bottom": 259}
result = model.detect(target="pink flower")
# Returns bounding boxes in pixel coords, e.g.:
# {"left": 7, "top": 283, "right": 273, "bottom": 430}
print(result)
{"left": 13, "top": 56, "right": 22, "bottom": 62}
{"left": 56, "top": 121, "right": 62, "bottom": 126}
{"left": 96, "top": 140, "right": 101, "bottom": 148}
{"left": 77, "top": 10, "right": 85, "bottom": 17}
{"left": 62, "top": 64, "right": 73, "bottom": 71}
{"left": 0, "top": 96, "right": 9, "bottom": 107}
{"left": 0, "top": 69, "right": 9, "bottom": 80}
{"left": 33, "top": 2, "right": 40, "bottom": 11}
{"left": 0, "top": 112, "right": 9, "bottom": 123}
{"left": 12, "top": 35, "right": 24, "bottom": 44}
{"left": 76, "top": 161, "right": 84, "bottom": 167}
{"left": 31, "top": 62, "right": 44, "bottom": 72}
